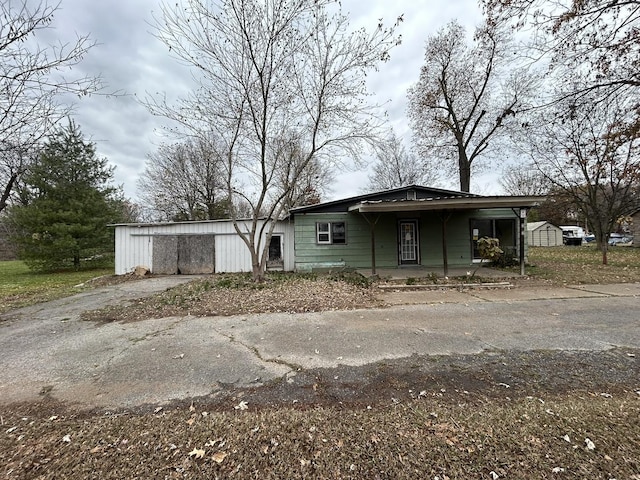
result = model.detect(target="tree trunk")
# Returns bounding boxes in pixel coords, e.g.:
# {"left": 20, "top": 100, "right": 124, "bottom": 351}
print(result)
{"left": 250, "top": 249, "right": 265, "bottom": 282}
{"left": 458, "top": 149, "right": 471, "bottom": 193}
{"left": 0, "top": 173, "right": 18, "bottom": 213}
{"left": 595, "top": 229, "right": 609, "bottom": 266}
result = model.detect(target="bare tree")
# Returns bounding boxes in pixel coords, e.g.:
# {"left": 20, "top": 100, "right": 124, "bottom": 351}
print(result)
{"left": 0, "top": 0, "right": 101, "bottom": 213}
{"left": 483, "top": 1, "right": 640, "bottom": 123}
{"left": 272, "top": 135, "right": 334, "bottom": 212}
{"left": 499, "top": 163, "right": 549, "bottom": 196}
{"left": 407, "top": 20, "right": 531, "bottom": 193}
{"left": 146, "top": 0, "right": 402, "bottom": 280}
{"left": 520, "top": 94, "right": 640, "bottom": 264}
{"left": 138, "top": 136, "right": 227, "bottom": 221}
{"left": 366, "top": 130, "right": 441, "bottom": 191}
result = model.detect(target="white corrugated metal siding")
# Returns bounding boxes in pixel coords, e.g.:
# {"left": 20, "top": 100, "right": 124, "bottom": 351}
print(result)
{"left": 113, "top": 219, "right": 295, "bottom": 275}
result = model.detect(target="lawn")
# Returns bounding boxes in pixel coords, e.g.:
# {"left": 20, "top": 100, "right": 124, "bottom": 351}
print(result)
{"left": 526, "top": 245, "right": 640, "bottom": 284}
{"left": 0, "top": 260, "right": 113, "bottom": 313}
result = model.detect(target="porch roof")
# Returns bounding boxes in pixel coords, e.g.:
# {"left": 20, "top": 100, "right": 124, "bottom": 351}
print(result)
{"left": 347, "top": 195, "right": 543, "bottom": 213}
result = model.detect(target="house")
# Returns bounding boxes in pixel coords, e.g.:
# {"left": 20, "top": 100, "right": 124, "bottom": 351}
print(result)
{"left": 526, "top": 221, "right": 563, "bottom": 247}
{"left": 289, "top": 185, "right": 541, "bottom": 275}
{"left": 113, "top": 185, "right": 542, "bottom": 275}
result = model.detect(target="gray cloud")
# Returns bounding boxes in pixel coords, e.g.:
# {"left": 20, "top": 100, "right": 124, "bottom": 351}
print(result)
{"left": 42, "top": 0, "right": 484, "bottom": 200}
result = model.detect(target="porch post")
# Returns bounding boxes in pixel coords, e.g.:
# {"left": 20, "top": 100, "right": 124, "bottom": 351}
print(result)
{"left": 519, "top": 208, "right": 527, "bottom": 276}
{"left": 361, "top": 213, "right": 380, "bottom": 276}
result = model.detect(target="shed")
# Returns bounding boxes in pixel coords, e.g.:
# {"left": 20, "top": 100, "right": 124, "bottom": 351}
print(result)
{"left": 527, "top": 221, "right": 563, "bottom": 247}
{"left": 112, "top": 218, "right": 294, "bottom": 275}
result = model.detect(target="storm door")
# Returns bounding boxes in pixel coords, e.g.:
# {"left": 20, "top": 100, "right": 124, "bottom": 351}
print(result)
{"left": 398, "top": 220, "right": 419, "bottom": 265}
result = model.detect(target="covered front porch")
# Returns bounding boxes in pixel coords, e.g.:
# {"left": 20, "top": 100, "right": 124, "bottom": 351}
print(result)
{"left": 350, "top": 195, "right": 541, "bottom": 277}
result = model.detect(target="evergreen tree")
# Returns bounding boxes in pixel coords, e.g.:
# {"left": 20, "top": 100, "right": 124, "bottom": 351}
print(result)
{"left": 9, "top": 121, "right": 123, "bottom": 271}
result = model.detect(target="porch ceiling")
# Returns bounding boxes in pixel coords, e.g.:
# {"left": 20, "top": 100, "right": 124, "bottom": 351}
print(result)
{"left": 347, "top": 196, "right": 543, "bottom": 213}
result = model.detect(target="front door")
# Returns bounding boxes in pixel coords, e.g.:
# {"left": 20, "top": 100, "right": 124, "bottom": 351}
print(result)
{"left": 398, "top": 220, "right": 419, "bottom": 265}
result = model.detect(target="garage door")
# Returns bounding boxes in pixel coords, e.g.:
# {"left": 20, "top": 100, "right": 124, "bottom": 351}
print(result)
{"left": 152, "top": 235, "right": 215, "bottom": 274}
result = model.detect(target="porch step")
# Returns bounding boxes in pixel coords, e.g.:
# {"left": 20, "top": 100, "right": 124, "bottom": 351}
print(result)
{"left": 378, "top": 282, "right": 513, "bottom": 291}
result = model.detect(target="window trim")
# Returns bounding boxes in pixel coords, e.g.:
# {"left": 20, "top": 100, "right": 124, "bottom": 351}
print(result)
{"left": 315, "top": 221, "right": 346, "bottom": 245}
{"left": 316, "top": 222, "right": 331, "bottom": 244}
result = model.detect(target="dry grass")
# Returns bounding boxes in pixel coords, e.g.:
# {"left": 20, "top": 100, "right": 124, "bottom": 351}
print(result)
{"left": 526, "top": 246, "right": 640, "bottom": 284}
{"left": 2, "top": 393, "right": 639, "bottom": 479}
{"left": 82, "top": 273, "right": 381, "bottom": 323}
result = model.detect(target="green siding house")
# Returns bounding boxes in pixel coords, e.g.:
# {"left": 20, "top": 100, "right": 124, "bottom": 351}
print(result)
{"left": 289, "top": 185, "right": 542, "bottom": 275}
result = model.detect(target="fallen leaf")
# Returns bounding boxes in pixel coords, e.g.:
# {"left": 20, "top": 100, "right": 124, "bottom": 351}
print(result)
{"left": 234, "top": 401, "right": 248, "bottom": 411}
{"left": 188, "top": 448, "right": 205, "bottom": 459}
{"left": 5, "top": 427, "right": 17, "bottom": 434}
{"left": 585, "top": 438, "right": 596, "bottom": 450}
{"left": 563, "top": 434, "right": 571, "bottom": 442}
{"left": 490, "top": 471, "right": 499, "bottom": 479}
{"left": 552, "top": 467, "right": 565, "bottom": 473}
{"left": 186, "top": 418, "right": 195, "bottom": 426}
{"left": 212, "top": 451, "right": 227, "bottom": 463}
{"left": 189, "top": 404, "right": 196, "bottom": 412}
{"left": 62, "top": 434, "right": 71, "bottom": 443}
{"left": 154, "top": 407, "right": 163, "bottom": 414}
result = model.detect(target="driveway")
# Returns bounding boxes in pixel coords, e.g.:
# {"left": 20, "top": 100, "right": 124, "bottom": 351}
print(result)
{"left": 1, "top": 278, "right": 638, "bottom": 408}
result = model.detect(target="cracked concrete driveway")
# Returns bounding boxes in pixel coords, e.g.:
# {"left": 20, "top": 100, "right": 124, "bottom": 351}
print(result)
{"left": 1, "top": 278, "right": 639, "bottom": 408}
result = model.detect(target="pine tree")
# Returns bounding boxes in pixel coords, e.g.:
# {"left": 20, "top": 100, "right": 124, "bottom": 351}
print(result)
{"left": 9, "top": 121, "right": 123, "bottom": 271}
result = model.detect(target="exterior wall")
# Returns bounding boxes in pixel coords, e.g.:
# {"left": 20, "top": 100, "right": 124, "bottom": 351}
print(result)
{"left": 293, "top": 208, "right": 521, "bottom": 271}
{"left": 294, "top": 213, "right": 373, "bottom": 270}
{"left": 114, "top": 219, "right": 294, "bottom": 275}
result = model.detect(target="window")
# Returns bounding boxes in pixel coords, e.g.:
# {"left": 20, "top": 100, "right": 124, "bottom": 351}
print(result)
{"left": 470, "top": 218, "right": 516, "bottom": 260}
{"left": 316, "top": 221, "right": 346, "bottom": 244}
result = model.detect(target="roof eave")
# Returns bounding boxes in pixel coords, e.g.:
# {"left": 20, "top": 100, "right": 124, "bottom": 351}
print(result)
{"left": 348, "top": 196, "right": 544, "bottom": 213}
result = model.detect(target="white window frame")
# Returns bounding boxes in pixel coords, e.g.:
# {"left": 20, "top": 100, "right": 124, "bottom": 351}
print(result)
{"left": 317, "top": 222, "right": 331, "bottom": 244}
{"left": 316, "top": 221, "right": 346, "bottom": 245}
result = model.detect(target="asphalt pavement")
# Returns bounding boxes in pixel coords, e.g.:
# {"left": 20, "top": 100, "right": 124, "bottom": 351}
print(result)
{"left": 0, "top": 278, "right": 638, "bottom": 408}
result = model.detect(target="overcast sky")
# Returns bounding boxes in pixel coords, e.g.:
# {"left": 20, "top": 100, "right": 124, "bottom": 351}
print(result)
{"left": 47, "top": 0, "right": 488, "bottom": 202}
